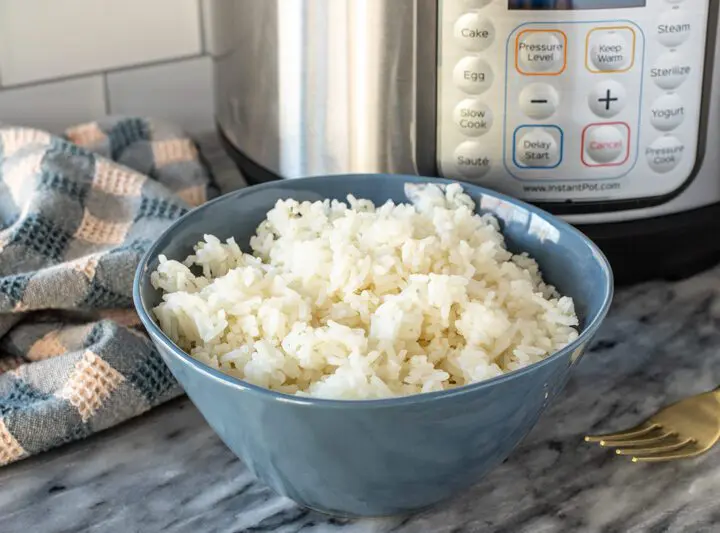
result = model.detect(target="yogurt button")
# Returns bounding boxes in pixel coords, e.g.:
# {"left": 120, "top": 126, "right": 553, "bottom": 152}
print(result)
{"left": 453, "top": 99, "right": 493, "bottom": 136}
{"left": 588, "top": 80, "right": 627, "bottom": 118}
{"left": 515, "top": 128, "right": 560, "bottom": 167}
{"left": 517, "top": 31, "right": 565, "bottom": 73}
{"left": 657, "top": 9, "right": 691, "bottom": 47}
{"left": 519, "top": 83, "right": 559, "bottom": 120}
{"left": 453, "top": 57, "right": 494, "bottom": 95}
{"left": 454, "top": 13, "right": 495, "bottom": 51}
{"left": 646, "top": 136, "right": 684, "bottom": 173}
{"left": 453, "top": 141, "right": 492, "bottom": 179}
{"left": 651, "top": 51, "right": 691, "bottom": 90}
{"left": 590, "top": 31, "right": 631, "bottom": 71}
{"left": 584, "top": 125, "right": 626, "bottom": 164}
{"left": 650, "top": 93, "right": 685, "bottom": 132}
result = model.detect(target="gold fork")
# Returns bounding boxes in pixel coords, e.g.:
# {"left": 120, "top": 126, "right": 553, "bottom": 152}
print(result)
{"left": 585, "top": 387, "right": 720, "bottom": 462}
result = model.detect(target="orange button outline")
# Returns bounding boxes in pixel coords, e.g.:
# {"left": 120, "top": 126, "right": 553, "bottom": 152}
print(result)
{"left": 585, "top": 26, "right": 637, "bottom": 74}
{"left": 515, "top": 29, "right": 568, "bottom": 77}
{"left": 581, "top": 121, "right": 631, "bottom": 168}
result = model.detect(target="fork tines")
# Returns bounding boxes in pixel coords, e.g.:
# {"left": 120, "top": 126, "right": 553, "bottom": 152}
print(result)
{"left": 585, "top": 422, "right": 697, "bottom": 463}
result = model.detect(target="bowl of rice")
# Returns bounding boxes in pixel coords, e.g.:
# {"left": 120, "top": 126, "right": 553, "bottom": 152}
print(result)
{"left": 133, "top": 174, "right": 613, "bottom": 517}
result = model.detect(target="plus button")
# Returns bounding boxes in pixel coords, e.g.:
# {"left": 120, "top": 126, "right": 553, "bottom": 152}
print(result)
{"left": 598, "top": 89, "right": 619, "bottom": 111}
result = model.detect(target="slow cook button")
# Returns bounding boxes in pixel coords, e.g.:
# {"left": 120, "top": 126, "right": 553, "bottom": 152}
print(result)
{"left": 651, "top": 51, "right": 691, "bottom": 90}
{"left": 583, "top": 125, "right": 627, "bottom": 165}
{"left": 650, "top": 93, "right": 685, "bottom": 131}
{"left": 454, "top": 12, "right": 495, "bottom": 51}
{"left": 646, "top": 135, "right": 684, "bottom": 173}
{"left": 453, "top": 57, "right": 494, "bottom": 94}
{"left": 515, "top": 128, "right": 560, "bottom": 168}
{"left": 453, "top": 141, "right": 492, "bottom": 178}
{"left": 656, "top": 8, "right": 691, "bottom": 47}
{"left": 453, "top": 99, "right": 493, "bottom": 136}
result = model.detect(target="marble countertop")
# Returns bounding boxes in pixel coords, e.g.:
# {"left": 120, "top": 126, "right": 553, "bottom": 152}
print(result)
{"left": 1, "top": 138, "right": 719, "bottom": 533}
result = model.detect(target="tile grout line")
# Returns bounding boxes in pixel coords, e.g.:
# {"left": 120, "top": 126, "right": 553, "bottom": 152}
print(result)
{"left": 0, "top": 53, "right": 207, "bottom": 93}
{"left": 197, "top": 0, "right": 207, "bottom": 54}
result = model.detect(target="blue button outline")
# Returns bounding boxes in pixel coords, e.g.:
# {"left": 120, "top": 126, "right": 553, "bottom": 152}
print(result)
{"left": 512, "top": 125, "right": 564, "bottom": 169}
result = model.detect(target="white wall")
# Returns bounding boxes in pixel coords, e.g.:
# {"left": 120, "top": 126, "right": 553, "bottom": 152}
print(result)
{"left": 0, "top": 0, "right": 218, "bottom": 135}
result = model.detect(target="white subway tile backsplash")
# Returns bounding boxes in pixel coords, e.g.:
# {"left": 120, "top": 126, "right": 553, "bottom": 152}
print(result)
{"left": 0, "top": 0, "right": 202, "bottom": 86}
{"left": 107, "top": 57, "right": 215, "bottom": 134}
{"left": 0, "top": 76, "right": 106, "bottom": 133}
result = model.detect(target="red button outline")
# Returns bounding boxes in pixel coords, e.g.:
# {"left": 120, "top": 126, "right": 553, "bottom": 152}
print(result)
{"left": 581, "top": 122, "right": 631, "bottom": 167}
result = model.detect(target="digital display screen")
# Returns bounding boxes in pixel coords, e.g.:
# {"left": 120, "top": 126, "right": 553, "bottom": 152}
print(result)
{"left": 509, "top": 0, "right": 646, "bottom": 9}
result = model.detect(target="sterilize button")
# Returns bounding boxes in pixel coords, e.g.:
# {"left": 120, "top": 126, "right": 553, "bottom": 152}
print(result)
{"left": 583, "top": 125, "right": 627, "bottom": 165}
{"left": 454, "top": 12, "right": 495, "bottom": 52}
{"left": 515, "top": 128, "right": 560, "bottom": 168}
{"left": 453, "top": 141, "right": 492, "bottom": 179}
{"left": 453, "top": 99, "right": 493, "bottom": 136}
{"left": 588, "top": 80, "right": 627, "bottom": 118}
{"left": 650, "top": 93, "right": 685, "bottom": 131}
{"left": 651, "top": 51, "right": 691, "bottom": 90}
{"left": 646, "top": 136, "right": 684, "bottom": 173}
{"left": 657, "top": 8, "right": 691, "bottom": 47}
{"left": 453, "top": 56, "right": 494, "bottom": 94}
{"left": 519, "top": 83, "right": 559, "bottom": 120}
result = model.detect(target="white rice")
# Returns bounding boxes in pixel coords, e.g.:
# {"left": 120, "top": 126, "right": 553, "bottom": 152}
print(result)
{"left": 150, "top": 183, "right": 579, "bottom": 400}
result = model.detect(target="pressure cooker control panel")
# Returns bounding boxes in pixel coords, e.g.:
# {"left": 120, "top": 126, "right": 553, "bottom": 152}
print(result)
{"left": 436, "top": 0, "right": 712, "bottom": 205}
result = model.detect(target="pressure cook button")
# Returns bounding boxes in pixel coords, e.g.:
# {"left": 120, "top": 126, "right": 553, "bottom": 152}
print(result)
{"left": 453, "top": 99, "right": 493, "bottom": 136}
{"left": 650, "top": 93, "right": 685, "bottom": 131}
{"left": 651, "top": 51, "right": 691, "bottom": 90}
{"left": 454, "top": 12, "right": 495, "bottom": 51}
{"left": 646, "top": 135, "right": 684, "bottom": 173}
{"left": 589, "top": 31, "right": 632, "bottom": 72}
{"left": 515, "top": 128, "right": 560, "bottom": 168}
{"left": 519, "top": 83, "right": 559, "bottom": 120}
{"left": 516, "top": 30, "right": 566, "bottom": 74}
{"left": 583, "top": 125, "right": 627, "bottom": 165}
{"left": 453, "top": 141, "right": 492, "bottom": 179}
{"left": 453, "top": 57, "right": 494, "bottom": 95}
{"left": 657, "top": 8, "right": 691, "bottom": 47}
{"left": 588, "top": 80, "right": 627, "bottom": 118}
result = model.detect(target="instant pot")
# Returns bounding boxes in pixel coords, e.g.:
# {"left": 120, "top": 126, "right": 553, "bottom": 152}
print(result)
{"left": 209, "top": 0, "right": 720, "bottom": 284}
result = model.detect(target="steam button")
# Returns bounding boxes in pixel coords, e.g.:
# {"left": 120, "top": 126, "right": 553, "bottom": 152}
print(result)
{"left": 656, "top": 8, "right": 691, "bottom": 47}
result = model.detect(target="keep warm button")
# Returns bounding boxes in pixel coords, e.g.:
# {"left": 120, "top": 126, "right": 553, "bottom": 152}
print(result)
{"left": 513, "top": 126, "right": 563, "bottom": 168}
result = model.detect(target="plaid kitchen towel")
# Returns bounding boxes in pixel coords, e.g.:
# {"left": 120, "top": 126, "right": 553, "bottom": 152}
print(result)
{"left": 0, "top": 117, "right": 220, "bottom": 466}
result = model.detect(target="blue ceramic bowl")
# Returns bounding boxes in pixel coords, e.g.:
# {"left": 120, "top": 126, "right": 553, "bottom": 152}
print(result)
{"left": 133, "top": 174, "right": 613, "bottom": 517}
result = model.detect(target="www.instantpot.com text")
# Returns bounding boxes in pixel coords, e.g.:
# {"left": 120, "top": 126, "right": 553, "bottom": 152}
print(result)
{"left": 522, "top": 181, "right": 622, "bottom": 194}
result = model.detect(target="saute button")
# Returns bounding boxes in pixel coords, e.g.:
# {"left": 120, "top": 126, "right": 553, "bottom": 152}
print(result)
{"left": 656, "top": 8, "right": 691, "bottom": 47}
{"left": 453, "top": 57, "right": 494, "bottom": 94}
{"left": 588, "top": 80, "right": 627, "bottom": 118}
{"left": 516, "top": 30, "right": 566, "bottom": 74}
{"left": 519, "top": 83, "right": 559, "bottom": 119}
{"left": 646, "top": 135, "right": 684, "bottom": 173}
{"left": 650, "top": 93, "right": 685, "bottom": 131}
{"left": 453, "top": 141, "right": 492, "bottom": 179}
{"left": 454, "top": 12, "right": 495, "bottom": 51}
{"left": 651, "top": 51, "right": 691, "bottom": 90}
{"left": 590, "top": 31, "right": 632, "bottom": 72}
{"left": 515, "top": 128, "right": 560, "bottom": 168}
{"left": 453, "top": 99, "right": 493, "bottom": 136}
{"left": 583, "top": 125, "right": 627, "bottom": 165}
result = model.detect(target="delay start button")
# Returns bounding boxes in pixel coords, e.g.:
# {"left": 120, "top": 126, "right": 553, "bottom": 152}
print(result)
{"left": 453, "top": 99, "right": 493, "bottom": 136}
{"left": 646, "top": 135, "right": 684, "bottom": 173}
{"left": 514, "top": 127, "right": 562, "bottom": 168}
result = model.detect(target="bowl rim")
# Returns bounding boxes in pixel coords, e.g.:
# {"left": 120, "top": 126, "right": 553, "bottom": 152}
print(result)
{"left": 133, "top": 173, "right": 614, "bottom": 409}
